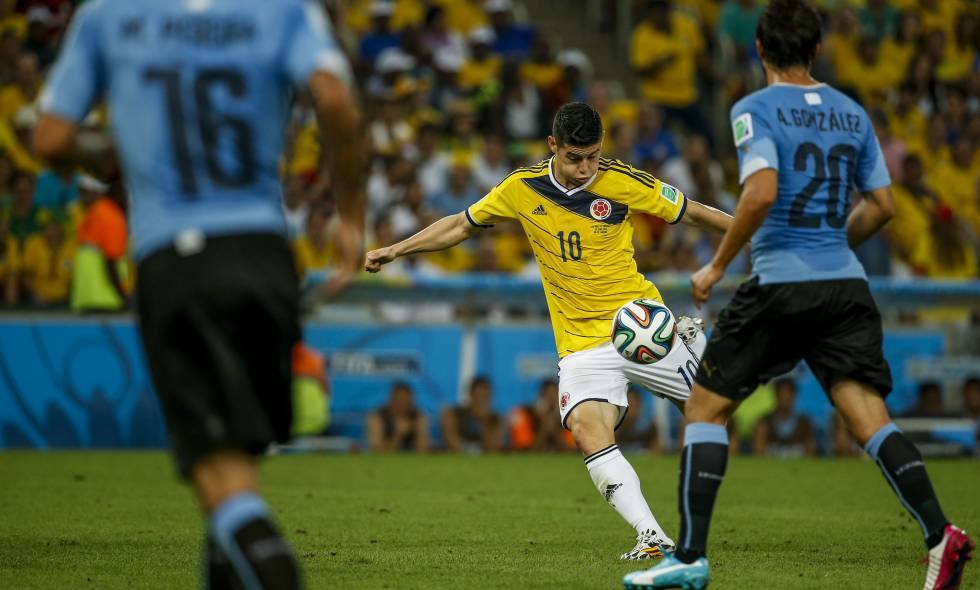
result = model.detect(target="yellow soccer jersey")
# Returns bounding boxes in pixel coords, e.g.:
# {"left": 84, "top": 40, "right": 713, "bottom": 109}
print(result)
{"left": 466, "top": 158, "right": 687, "bottom": 357}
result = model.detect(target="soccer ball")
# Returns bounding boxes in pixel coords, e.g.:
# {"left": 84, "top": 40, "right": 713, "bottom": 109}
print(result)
{"left": 611, "top": 299, "right": 675, "bottom": 364}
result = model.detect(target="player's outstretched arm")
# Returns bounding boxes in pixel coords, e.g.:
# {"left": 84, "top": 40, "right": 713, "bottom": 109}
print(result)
{"left": 679, "top": 200, "right": 733, "bottom": 234}
{"left": 364, "top": 212, "right": 477, "bottom": 272}
{"left": 846, "top": 186, "right": 895, "bottom": 248}
{"left": 690, "top": 169, "right": 778, "bottom": 307}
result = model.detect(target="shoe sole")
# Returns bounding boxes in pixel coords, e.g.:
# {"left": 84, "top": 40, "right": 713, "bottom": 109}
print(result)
{"left": 937, "top": 533, "right": 975, "bottom": 589}
{"left": 623, "top": 578, "right": 708, "bottom": 590}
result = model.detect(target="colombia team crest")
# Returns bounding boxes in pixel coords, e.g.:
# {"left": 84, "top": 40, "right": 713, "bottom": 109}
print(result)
{"left": 590, "top": 198, "right": 611, "bottom": 220}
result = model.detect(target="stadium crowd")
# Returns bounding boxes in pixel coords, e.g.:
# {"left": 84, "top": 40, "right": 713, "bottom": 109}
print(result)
{"left": 362, "top": 373, "right": 980, "bottom": 455}
{"left": 0, "top": 0, "right": 978, "bottom": 311}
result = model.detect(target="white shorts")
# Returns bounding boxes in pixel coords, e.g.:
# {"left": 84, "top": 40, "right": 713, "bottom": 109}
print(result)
{"left": 557, "top": 332, "right": 707, "bottom": 430}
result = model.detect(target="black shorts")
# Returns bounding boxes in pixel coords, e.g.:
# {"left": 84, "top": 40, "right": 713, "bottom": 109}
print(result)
{"left": 695, "top": 277, "right": 892, "bottom": 401}
{"left": 137, "top": 233, "right": 301, "bottom": 478}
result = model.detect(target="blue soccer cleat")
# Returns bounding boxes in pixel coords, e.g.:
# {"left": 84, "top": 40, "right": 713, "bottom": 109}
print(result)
{"left": 623, "top": 553, "right": 710, "bottom": 589}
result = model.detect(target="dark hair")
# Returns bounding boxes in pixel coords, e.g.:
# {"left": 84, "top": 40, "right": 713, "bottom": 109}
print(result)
{"left": 552, "top": 102, "right": 603, "bottom": 147}
{"left": 756, "top": 0, "right": 822, "bottom": 70}
{"left": 919, "top": 381, "right": 942, "bottom": 394}
{"left": 470, "top": 376, "right": 491, "bottom": 390}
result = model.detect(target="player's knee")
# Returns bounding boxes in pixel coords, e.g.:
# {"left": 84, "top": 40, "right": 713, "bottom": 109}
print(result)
{"left": 192, "top": 450, "right": 259, "bottom": 512}
{"left": 568, "top": 414, "right": 614, "bottom": 456}
{"left": 683, "top": 385, "right": 735, "bottom": 425}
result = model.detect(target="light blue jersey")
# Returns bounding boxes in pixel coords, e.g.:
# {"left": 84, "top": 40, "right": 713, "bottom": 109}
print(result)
{"left": 730, "top": 83, "right": 891, "bottom": 284}
{"left": 40, "top": 0, "right": 350, "bottom": 260}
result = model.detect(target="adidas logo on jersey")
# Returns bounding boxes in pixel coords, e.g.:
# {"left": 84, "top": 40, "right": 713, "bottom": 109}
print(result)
{"left": 532, "top": 205, "right": 547, "bottom": 215}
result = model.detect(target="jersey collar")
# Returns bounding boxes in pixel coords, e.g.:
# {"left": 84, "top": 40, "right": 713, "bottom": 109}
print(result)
{"left": 548, "top": 157, "right": 598, "bottom": 196}
{"left": 771, "top": 82, "right": 827, "bottom": 88}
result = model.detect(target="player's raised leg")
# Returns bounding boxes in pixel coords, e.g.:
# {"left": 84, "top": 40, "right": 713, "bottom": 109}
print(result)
{"left": 832, "top": 380, "right": 975, "bottom": 590}
{"left": 568, "top": 400, "right": 673, "bottom": 559}
{"left": 560, "top": 346, "right": 674, "bottom": 560}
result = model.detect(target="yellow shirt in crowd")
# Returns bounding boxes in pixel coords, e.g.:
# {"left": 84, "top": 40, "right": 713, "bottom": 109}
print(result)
{"left": 888, "top": 185, "right": 933, "bottom": 258}
{"left": 21, "top": 235, "right": 75, "bottom": 304}
{"left": 459, "top": 56, "right": 502, "bottom": 90}
{"left": 293, "top": 236, "right": 336, "bottom": 280}
{"left": 519, "top": 61, "right": 564, "bottom": 90}
{"left": 466, "top": 158, "right": 686, "bottom": 357}
{"left": 630, "top": 13, "right": 704, "bottom": 108}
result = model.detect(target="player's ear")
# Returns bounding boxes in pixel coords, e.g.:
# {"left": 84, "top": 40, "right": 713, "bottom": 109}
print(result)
{"left": 755, "top": 39, "right": 764, "bottom": 63}
{"left": 547, "top": 135, "right": 557, "bottom": 156}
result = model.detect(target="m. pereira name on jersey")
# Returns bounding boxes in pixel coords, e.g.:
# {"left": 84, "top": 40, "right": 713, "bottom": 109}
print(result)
{"left": 776, "top": 108, "right": 862, "bottom": 134}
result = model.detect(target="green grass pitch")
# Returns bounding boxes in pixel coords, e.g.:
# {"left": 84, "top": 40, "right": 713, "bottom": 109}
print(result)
{"left": 0, "top": 452, "right": 977, "bottom": 589}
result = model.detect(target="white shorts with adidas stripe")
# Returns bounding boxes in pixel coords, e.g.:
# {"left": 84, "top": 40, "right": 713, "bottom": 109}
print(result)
{"left": 557, "top": 331, "right": 707, "bottom": 430}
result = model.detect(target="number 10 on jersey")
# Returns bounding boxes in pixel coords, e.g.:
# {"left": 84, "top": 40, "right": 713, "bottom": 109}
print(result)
{"left": 557, "top": 231, "right": 582, "bottom": 262}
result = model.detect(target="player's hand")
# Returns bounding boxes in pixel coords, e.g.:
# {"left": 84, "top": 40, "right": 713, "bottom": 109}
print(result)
{"left": 364, "top": 247, "right": 396, "bottom": 273}
{"left": 690, "top": 262, "right": 724, "bottom": 309}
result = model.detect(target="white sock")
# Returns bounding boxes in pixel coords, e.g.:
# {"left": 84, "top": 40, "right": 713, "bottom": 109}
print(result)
{"left": 584, "top": 444, "right": 669, "bottom": 540}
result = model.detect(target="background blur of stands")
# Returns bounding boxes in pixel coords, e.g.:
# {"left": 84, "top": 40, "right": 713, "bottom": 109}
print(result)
{"left": 1, "top": 276, "right": 978, "bottom": 457}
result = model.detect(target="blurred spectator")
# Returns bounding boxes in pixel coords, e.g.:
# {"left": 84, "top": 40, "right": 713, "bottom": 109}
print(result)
{"left": 430, "top": 154, "right": 481, "bottom": 216}
{"left": 0, "top": 215, "right": 18, "bottom": 303}
{"left": 908, "top": 204, "right": 977, "bottom": 279}
{"left": 631, "top": 0, "right": 708, "bottom": 140}
{"left": 0, "top": 53, "right": 40, "bottom": 122}
{"left": 368, "top": 92, "right": 415, "bottom": 157}
{"left": 838, "top": 35, "right": 894, "bottom": 107}
{"left": 888, "top": 83, "right": 927, "bottom": 146}
{"left": 871, "top": 109, "right": 908, "bottom": 183}
{"left": 857, "top": 0, "right": 898, "bottom": 42}
{"left": 486, "top": 0, "right": 535, "bottom": 59}
{"left": 881, "top": 12, "right": 921, "bottom": 82}
{"left": 500, "top": 63, "right": 543, "bottom": 140}
{"left": 291, "top": 343, "right": 330, "bottom": 437}
{"left": 555, "top": 49, "right": 591, "bottom": 104}
{"left": 430, "top": 50, "right": 467, "bottom": 113}
{"left": 442, "top": 376, "right": 503, "bottom": 452}
{"left": 661, "top": 134, "right": 724, "bottom": 199}
{"left": 459, "top": 26, "right": 501, "bottom": 91}
{"left": 909, "top": 113, "right": 951, "bottom": 177}
{"left": 70, "top": 177, "right": 127, "bottom": 312}
{"left": 520, "top": 33, "right": 563, "bottom": 94}
{"left": 962, "top": 377, "right": 980, "bottom": 420}
{"left": 509, "top": 378, "right": 573, "bottom": 452}
{"left": 617, "top": 388, "right": 662, "bottom": 454}
{"left": 19, "top": 209, "right": 72, "bottom": 306}
{"left": 32, "top": 165, "right": 77, "bottom": 212}
{"left": 888, "top": 154, "right": 938, "bottom": 262}
{"left": 359, "top": 0, "right": 400, "bottom": 65}
{"left": 717, "top": 0, "right": 763, "bottom": 61}
{"left": 0, "top": 30, "right": 22, "bottom": 86}
{"left": 931, "top": 137, "right": 979, "bottom": 231}
{"left": 904, "top": 381, "right": 947, "bottom": 418}
{"left": 367, "top": 382, "right": 431, "bottom": 452}
{"left": 367, "top": 155, "right": 414, "bottom": 218}
{"left": 633, "top": 102, "right": 678, "bottom": 169}
{"left": 22, "top": 5, "right": 55, "bottom": 67}
{"left": 607, "top": 121, "right": 637, "bottom": 163}
{"left": 752, "top": 378, "right": 816, "bottom": 458}
{"left": 413, "top": 123, "right": 450, "bottom": 196}
{"left": 389, "top": 179, "right": 429, "bottom": 239}
{"left": 471, "top": 134, "right": 509, "bottom": 193}
{"left": 293, "top": 204, "right": 335, "bottom": 282}
{"left": 944, "top": 13, "right": 977, "bottom": 83}
{"left": 420, "top": 4, "right": 465, "bottom": 59}
{"left": 5, "top": 170, "right": 37, "bottom": 245}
